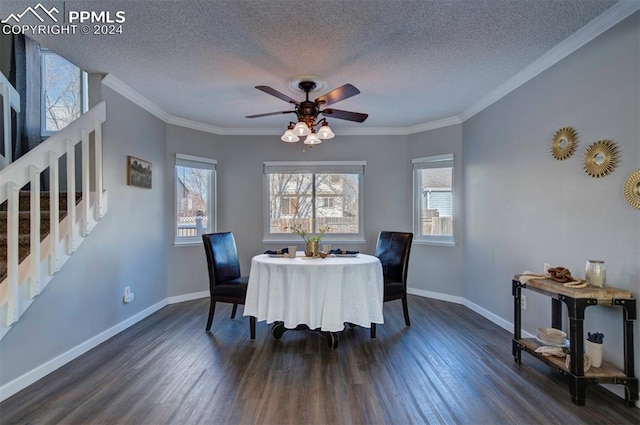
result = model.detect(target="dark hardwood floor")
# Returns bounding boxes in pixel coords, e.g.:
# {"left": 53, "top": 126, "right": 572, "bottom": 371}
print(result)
{"left": 1, "top": 296, "right": 638, "bottom": 424}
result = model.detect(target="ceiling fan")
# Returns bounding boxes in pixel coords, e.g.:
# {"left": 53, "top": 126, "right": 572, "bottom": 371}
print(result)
{"left": 246, "top": 81, "right": 368, "bottom": 145}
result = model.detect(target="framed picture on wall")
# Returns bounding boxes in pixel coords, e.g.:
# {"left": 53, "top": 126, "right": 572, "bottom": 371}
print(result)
{"left": 127, "top": 155, "right": 152, "bottom": 189}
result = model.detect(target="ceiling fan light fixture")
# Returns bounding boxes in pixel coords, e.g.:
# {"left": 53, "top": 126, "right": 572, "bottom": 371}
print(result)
{"left": 317, "top": 121, "right": 335, "bottom": 139}
{"left": 247, "top": 80, "right": 367, "bottom": 148}
{"left": 294, "top": 120, "right": 311, "bottom": 136}
{"left": 281, "top": 127, "right": 300, "bottom": 143}
{"left": 304, "top": 131, "right": 321, "bottom": 145}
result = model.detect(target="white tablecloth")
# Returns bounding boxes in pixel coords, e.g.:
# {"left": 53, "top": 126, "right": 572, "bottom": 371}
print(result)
{"left": 244, "top": 253, "right": 384, "bottom": 332}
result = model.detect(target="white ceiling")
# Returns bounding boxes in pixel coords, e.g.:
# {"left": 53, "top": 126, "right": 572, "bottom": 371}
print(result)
{"left": 1, "top": 0, "right": 636, "bottom": 134}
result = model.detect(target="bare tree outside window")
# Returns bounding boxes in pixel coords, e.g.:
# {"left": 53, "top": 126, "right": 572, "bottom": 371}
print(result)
{"left": 268, "top": 172, "right": 359, "bottom": 234}
{"left": 176, "top": 166, "right": 212, "bottom": 238}
{"left": 42, "top": 52, "right": 82, "bottom": 133}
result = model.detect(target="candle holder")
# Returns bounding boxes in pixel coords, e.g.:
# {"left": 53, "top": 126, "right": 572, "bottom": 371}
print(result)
{"left": 585, "top": 260, "right": 606, "bottom": 288}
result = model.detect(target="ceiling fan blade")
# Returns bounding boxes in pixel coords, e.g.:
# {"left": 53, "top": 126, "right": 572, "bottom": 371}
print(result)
{"left": 315, "top": 84, "right": 360, "bottom": 106}
{"left": 246, "top": 110, "right": 296, "bottom": 118}
{"left": 321, "top": 108, "right": 368, "bottom": 123}
{"left": 255, "top": 86, "right": 299, "bottom": 104}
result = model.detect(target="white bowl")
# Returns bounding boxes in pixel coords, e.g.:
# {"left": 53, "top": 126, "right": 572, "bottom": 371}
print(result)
{"left": 537, "top": 327, "right": 567, "bottom": 345}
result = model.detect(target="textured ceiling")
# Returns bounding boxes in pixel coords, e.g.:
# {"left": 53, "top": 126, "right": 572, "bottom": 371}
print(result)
{"left": 0, "top": 0, "right": 629, "bottom": 133}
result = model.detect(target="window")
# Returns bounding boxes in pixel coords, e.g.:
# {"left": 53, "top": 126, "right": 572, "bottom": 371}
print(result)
{"left": 264, "top": 161, "right": 365, "bottom": 242}
{"left": 41, "top": 50, "right": 88, "bottom": 136}
{"left": 175, "top": 154, "right": 217, "bottom": 244}
{"left": 413, "top": 154, "right": 454, "bottom": 245}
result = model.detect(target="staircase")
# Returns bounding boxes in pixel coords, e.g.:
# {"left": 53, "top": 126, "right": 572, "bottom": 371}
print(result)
{"left": 1, "top": 71, "right": 20, "bottom": 170}
{"left": 0, "top": 191, "right": 80, "bottom": 282}
{"left": 0, "top": 101, "right": 107, "bottom": 341}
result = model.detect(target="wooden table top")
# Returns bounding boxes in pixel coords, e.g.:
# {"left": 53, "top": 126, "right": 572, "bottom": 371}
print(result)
{"left": 514, "top": 275, "right": 634, "bottom": 303}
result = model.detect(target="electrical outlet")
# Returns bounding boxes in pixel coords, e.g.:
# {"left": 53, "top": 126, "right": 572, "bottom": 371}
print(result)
{"left": 123, "top": 287, "right": 134, "bottom": 303}
{"left": 521, "top": 295, "right": 527, "bottom": 310}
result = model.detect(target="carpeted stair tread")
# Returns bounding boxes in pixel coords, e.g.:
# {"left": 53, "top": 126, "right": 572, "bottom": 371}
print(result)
{"left": 0, "top": 191, "right": 80, "bottom": 283}
{"left": 0, "top": 211, "right": 68, "bottom": 235}
{"left": 0, "top": 191, "right": 80, "bottom": 212}
{"left": 0, "top": 235, "right": 33, "bottom": 282}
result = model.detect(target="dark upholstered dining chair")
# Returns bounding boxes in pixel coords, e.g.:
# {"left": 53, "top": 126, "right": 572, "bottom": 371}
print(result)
{"left": 202, "top": 232, "right": 256, "bottom": 339}
{"left": 371, "top": 231, "right": 413, "bottom": 338}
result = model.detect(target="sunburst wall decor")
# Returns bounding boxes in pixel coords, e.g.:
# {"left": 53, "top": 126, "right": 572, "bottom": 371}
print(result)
{"left": 583, "top": 140, "right": 619, "bottom": 178}
{"left": 551, "top": 127, "right": 578, "bottom": 160}
{"left": 623, "top": 169, "right": 640, "bottom": 209}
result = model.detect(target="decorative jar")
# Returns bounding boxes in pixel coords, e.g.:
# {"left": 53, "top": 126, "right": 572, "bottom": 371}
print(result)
{"left": 585, "top": 260, "right": 606, "bottom": 288}
{"left": 305, "top": 241, "right": 319, "bottom": 257}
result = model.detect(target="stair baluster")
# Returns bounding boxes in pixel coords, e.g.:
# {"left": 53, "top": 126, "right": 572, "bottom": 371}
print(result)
{"left": 0, "top": 101, "right": 107, "bottom": 339}
{"left": 29, "top": 166, "right": 41, "bottom": 299}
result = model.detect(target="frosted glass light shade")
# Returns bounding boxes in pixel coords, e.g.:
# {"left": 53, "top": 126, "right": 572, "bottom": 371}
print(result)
{"left": 281, "top": 129, "right": 300, "bottom": 143}
{"left": 317, "top": 123, "right": 335, "bottom": 139}
{"left": 304, "top": 133, "right": 321, "bottom": 145}
{"left": 294, "top": 121, "right": 311, "bottom": 136}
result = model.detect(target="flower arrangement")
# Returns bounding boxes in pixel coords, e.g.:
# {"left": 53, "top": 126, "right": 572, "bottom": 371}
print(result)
{"left": 285, "top": 224, "right": 330, "bottom": 243}
{"left": 587, "top": 332, "right": 604, "bottom": 344}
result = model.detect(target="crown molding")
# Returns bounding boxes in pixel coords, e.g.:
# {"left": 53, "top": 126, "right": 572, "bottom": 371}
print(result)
{"left": 101, "top": 2, "right": 638, "bottom": 136}
{"left": 165, "top": 116, "right": 278, "bottom": 135}
{"left": 103, "top": 76, "right": 462, "bottom": 136}
{"left": 459, "top": 1, "right": 640, "bottom": 122}
{"left": 102, "top": 74, "right": 171, "bottom": 122}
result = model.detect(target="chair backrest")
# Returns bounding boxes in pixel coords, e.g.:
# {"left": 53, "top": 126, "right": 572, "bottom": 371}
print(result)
{"left": 375, "top": 231, "right": 413, "bottom": 284}
{"left": 202, "top": 232, "right": 242, "bottom": 288}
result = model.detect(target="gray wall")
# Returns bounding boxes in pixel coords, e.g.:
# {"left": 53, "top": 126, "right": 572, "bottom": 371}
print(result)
{"left": 407, "top": 125, "right": 464, "bottom": 297}
{"left": 165, "top": 125, "right": 221, "bottom": 298}
{"left": 462, "top": 13, "right": 639, "bottom": 371}
{"left": 3, "top": 10, "right": 638, "bottom": 397}
{"left": 166, "top": 130, "right": 412, "bottom": 297}
{"left": 0, "top": 85, "right": 168, "bottom": 384}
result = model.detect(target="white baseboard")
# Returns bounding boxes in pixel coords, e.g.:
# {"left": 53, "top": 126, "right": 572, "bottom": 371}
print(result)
{"left": 2, "top": 289, "right": 635, "bottom": 407}
{"left": 407, "top": 287, "right": 464, "bottom": 305}
{"left": 462, "top": 297, "right": 535, "bottom": 339}
{"left": 0, "top": 289, "right": 210, "bottom": 402}
{"left": 167, "top": 290, "right": 208, "bottom": 304}
{"left": 408, "top": 286, "right": 634, "bottom": 404}
{"left": 0, "top": 299, "right": 167, "bottom": 402}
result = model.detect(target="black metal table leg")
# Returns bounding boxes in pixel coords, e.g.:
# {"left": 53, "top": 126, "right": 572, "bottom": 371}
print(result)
{"left": 271, "top": 321, "right": 286, "bottom": 339}
{"left": 512, "top": 279, "right": 522, "bottom": 363}
{"left": 551, "top": 298, "right": 562, "bottom": 330}
{"left": 271, "top": 322, "right": 340, "bottom": 349}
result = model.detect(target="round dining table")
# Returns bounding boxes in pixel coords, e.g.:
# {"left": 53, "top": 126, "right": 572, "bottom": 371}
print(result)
{"left": 243, "top": 252, "right": 384, "bottom": 348}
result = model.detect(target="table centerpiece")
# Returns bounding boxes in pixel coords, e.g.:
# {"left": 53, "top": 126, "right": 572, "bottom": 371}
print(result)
{"left": 285, "top": 224, "right": 330, "bottom": 257}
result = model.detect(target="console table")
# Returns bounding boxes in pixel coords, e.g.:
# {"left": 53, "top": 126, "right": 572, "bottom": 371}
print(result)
{"left": 512, "top": 275, "right": 638, "bottom": 406}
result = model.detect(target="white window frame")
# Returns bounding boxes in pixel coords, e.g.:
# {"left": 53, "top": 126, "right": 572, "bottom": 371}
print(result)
{"left": 263, "top": 161, "right": 366, "bottom": 244}
{"left": 40, "top": 49, "right": 88, "bottom": 137}
{"left": 174, "top": 153, "right": 217, "bottom": 246}
{"left": 412, "top": 154, "right": 455, "bottom": 246}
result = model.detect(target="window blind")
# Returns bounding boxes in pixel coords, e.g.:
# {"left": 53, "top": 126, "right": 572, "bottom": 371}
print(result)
{"left": 176, "top": 153, "right": 217, "bottom": 170}
{"left": 412, "top": 154, "right": 454, "bottom": 169}
{"left": 264, "top": 161, "right": 365, "bottom": 175}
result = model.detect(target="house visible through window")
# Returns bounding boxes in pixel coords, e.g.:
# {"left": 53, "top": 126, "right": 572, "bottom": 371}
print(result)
{"left": 175, "top": 154, "right": 217, "bottom": 244}
{"left": 41, "top": 49, "right": 87, "bottom": 136}
{"left": 413, "top": 154, "right": 454, "bottom": 245}
{"left": 264, "top": 161, "right": 365, "bottom": 242}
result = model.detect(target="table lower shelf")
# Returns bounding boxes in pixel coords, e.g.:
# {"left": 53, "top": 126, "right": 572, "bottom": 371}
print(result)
{"left": 517, "top": 338, "right": 628, "bottom": 382}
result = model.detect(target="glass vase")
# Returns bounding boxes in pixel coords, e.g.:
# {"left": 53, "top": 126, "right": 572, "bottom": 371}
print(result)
{"left": 305, "top": 241, "right": 319, "bottom": 257}
{"left": 585, "top": 260, "right": 606, "bottom": 288}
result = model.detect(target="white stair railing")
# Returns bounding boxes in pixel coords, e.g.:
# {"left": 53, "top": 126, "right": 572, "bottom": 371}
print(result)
{"left": 0, "top": 101, "right": 107, "bottom": 336}
{"left": 0, "top": 71, "right": 21, "bottom": 170}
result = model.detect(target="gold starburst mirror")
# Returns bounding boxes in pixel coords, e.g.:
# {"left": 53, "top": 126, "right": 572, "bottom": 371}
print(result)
{"left": 623, "top": 170, "right": 640, "bottom": 209}
{"left": 583, "top": 140, "right": 619, "bottom": 178}
{"left": 551, "top": 127, "right": 578, "bottom": 160}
